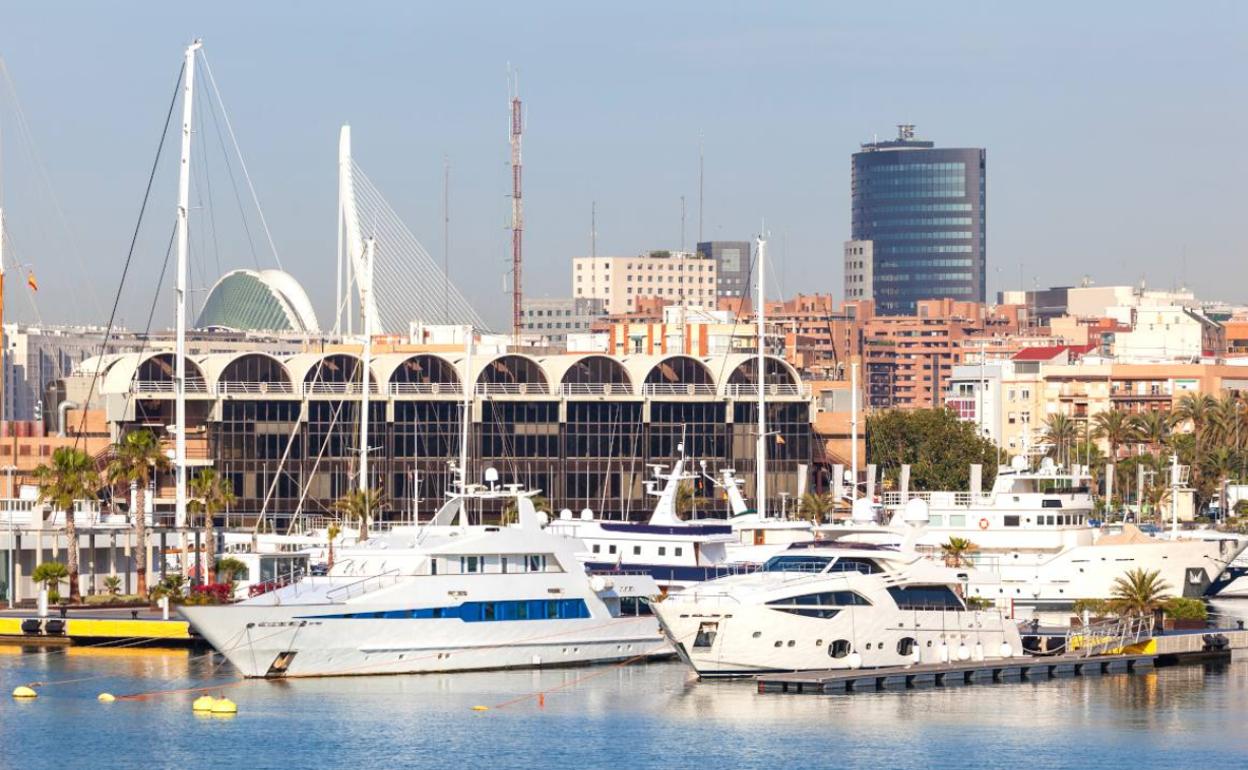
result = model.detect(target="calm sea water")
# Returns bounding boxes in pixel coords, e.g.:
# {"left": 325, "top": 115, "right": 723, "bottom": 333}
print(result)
{"left": 3, "top": 605, "right": 1248, "bottom": 770}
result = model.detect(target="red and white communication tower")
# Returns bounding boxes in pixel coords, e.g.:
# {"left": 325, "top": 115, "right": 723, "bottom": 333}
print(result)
{"left": 509, "top": 72, "right": 524, "bottom": 341}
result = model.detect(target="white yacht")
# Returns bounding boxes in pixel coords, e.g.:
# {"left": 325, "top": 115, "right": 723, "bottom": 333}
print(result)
{"left": 862, "top": 459, "right": 1247, "bottom": 615}
{"left": 546, "top": 451, "right": 744, "bottom": 591}
{"left": 653, "top": 500, "right": 1023, "bottom": 677}
{"left": 180, "top": 487, "right": 664, "bottom": 677}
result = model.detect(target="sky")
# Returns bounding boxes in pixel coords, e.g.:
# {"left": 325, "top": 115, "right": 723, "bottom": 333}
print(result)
{"left": 0, "top": 0, "right": 1244, "bottom": 332}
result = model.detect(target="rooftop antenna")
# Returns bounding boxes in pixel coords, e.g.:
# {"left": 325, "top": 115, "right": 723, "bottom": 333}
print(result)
{"left": 697, "top": 132, "right": 704, "bottom": 243}
{"left": 508, "top": 66, "right": 524, "bottom": 342}
{"left": 680, "top": 195, "right": 686, "bottom": 254}
{"left": 590, "top": 200, "right": 597, "bottom": 258}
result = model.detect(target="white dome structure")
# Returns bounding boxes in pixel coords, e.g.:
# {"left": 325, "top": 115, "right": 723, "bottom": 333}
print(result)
{"left": 196, "top": 269, "right": 320, "bottom": 334}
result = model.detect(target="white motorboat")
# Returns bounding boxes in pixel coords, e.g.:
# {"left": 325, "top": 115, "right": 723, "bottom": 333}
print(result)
{"left": 862, "top": 459, "right": 1247, "bottom": 615}
{"left": 181, "top": 486, "right": 665, "bottom": 677}
{"left": 653, "top": 500, "right": 1023, "bottom": 677}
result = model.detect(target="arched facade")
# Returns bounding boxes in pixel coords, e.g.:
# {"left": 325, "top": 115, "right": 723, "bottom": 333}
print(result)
{"left": 389, "top": 354, "right": 460, "bottom": 393}
{"left": 476, "top": 354, "right": 549, "bottom": 394}
{"left": 559, "top": 355, "right": 632, "bottom": 395}
{"left": 215, "top": 353, "right": 293, "bottom": 394}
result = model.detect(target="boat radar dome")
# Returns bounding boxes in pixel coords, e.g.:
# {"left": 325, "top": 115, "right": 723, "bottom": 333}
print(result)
{"left": 1010, "top": 455, "right": 1028, "bottom": 472}
{"left": 901, "top": 497, "right": 930, "bottom": 525}
{"left": 850, "top": 497, "right": 875, "bottom": 523}
{"left": 559, "top": 509, "right": 573, "bottom": 520}
{"left": 580, "top": 508, "right": 593, "bottom": 520}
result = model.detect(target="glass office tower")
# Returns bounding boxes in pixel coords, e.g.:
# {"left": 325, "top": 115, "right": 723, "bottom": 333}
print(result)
{"left": 851, "top": 125, "right": 986, "bottom": 314}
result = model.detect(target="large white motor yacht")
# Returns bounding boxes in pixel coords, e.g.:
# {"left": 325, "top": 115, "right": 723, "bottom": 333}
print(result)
{"left": 653, "top": 500, "right": 1023, "bottom": 677}
{"left": 858, "top": 459, "right": 1246, "bottom": 615}
{"left": 181, "top": 487, "right": 664, "bottom": 678}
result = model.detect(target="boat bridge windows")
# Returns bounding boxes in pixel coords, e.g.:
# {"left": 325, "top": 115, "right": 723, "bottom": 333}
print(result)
{"left": 314, "top": 598, "right": 590, "bottom": 622}
{"left": 886, "top": 585, "right": 964, "bottom": 610}
{"left": 829, "top": 557, "right": 882, "bottom": 575}
{"left": 762, "top": 554, "right": 833, "bottom": 572}
{"left": 767, "top": 591, "right": 872, "bottom": 618}
{"left": 436, "top": 553, "right": 560, "bottom": 575}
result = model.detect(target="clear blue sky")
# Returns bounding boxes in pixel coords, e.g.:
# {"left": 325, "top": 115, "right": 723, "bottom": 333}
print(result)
{"left": 0, "top": 0, "right": 1243, "bottom": 331}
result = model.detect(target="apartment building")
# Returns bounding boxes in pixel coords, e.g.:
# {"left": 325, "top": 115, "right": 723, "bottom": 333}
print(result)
{"left": 572, "top": 251, "right": 717, "bottom": 315}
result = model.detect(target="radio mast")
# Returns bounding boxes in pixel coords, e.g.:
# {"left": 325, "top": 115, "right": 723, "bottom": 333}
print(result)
{"left": 509, "top": 70, "right": 523, "bottom": 341}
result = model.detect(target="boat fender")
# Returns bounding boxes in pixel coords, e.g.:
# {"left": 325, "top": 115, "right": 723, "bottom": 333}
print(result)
{"left": 978, "top": 518, "right": 990, "bottom": 530}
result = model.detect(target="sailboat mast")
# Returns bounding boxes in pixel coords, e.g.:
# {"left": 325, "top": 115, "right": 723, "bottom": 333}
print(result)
{"left": 174, "top": 39, "right": 202, "bottom": 531}
{"left": 755, "top": 235, "right": 767, "bottom": 519}
{"left": 458, "top": 325, "right": 473, "bottom": 490}
{"left": 358, "top": 237, "right": 375, "bottom": 493}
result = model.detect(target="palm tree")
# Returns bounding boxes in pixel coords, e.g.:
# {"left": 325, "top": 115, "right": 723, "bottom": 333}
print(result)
{"left": 1130, "top": 409, "right": 1172, "bottom": 455}
{"left": 326, "top": 523, "right": 341, "bottom": 570}
{"left": 940, "top": 536, "right": 979, "bottom": 568}
{"left": 674, "top": 482, "right": 709, "bottom": 516}
{"left": 1091, "top": 408, "right": 1134, "bottom": 460}
{"left": 34, "top": 447, "right": 100, "bottom": 603}
{"left": 798, "top": 491, "right": 834, "bottom": 524}
{"left": 1173, "top": 393, "right": 1217, "bottom": 448}
{"left": 188, "top": 469, "right": 236, "bottom": 584}
{"left": 334, "top": 488, "right": 385, "bottom": 541}
{"left": 214, "top": 556, "right": 248, "bottom": 585}
{"left": 501, "top": 493, "right": 549, "bottom": 524}
{"left": 105, "top": 429, "right": 170, "bottom": 596}
{"left": 1042, "top": 413, "right": 1077, "bottom": 466}
{"left": 1211, "top": 392, "right": 1245, "bottom": 452}
{"left": 1109, "top": 568, "right": 1172, "bottom": 617}
{"left": 31, "top": 561, "right": 69, "bottom": 600}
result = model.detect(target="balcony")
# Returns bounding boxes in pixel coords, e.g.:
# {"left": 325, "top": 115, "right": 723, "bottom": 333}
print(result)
{"left": 641, "top": 383, "right": 716, "bottom": 397}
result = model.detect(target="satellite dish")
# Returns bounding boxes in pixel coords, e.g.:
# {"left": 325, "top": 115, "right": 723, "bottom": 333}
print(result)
{"left": 901, "top": 497, "right": 930, "bottom": 524}
{"left": 484, "top": 467, "right": 500, "bottom": 484}
{"left": 559, "top": 509, "right": 573, "bottom": 520}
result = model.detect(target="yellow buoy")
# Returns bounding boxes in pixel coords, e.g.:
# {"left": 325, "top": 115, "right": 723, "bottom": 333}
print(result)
{"left": 210, "top": 697, "right": 238, "bottom": 715}
{"left": 471, "top": 705, "right": 489, "bottom": 711}
{"left": 12, "top": 686, "right": 38, "bottom": 699}
{"left": 97, "top": 693, "right": 116, "bottom": 703}
{"left": 192, "top": 695, "right": 217, "bottom": 712}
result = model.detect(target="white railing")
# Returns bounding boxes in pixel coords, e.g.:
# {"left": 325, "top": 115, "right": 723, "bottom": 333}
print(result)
{"left": 217, "top": 381, "right": 295, "bottom": 395}
{"left": 302, "top": 382, "right": 379, "bottom": 396}
{"left": 131, "top": 380, "right": 210, "bottom": 394}
{"left": 723, "top": 384, "right": 807, "bottom": 398}
{"left": 475, "top": 382, "right": 551, "bottom": 396}
{"left": 880, "top": 491, "right": 995, "bottom": 508}
{"left": 390, "top": 382, "right": 459, "bottom": 396}
{"left": 642, "top": 383, "right": 716, "bottom": 397}
{"left": 559, "top": 383, "right": 634, "bottom": 397}
{"left": 324, "top": 568, "right": 403, "bottom": 603}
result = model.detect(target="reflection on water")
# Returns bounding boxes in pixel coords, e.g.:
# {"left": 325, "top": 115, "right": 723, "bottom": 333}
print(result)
{"left": 1, "top": 643, "right": 1247, "bottom": 770}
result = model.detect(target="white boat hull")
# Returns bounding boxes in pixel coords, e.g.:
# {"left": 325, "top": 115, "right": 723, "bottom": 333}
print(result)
{"left": 182, "top": 603, "right": 666, "bottom": 677}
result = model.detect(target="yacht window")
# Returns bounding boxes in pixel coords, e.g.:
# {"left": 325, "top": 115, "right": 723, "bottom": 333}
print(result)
{"left": 527, "top": 555, "right": 546, "bottom": 572}
{"left": 1042, "top": 499, "right": 1063, "bottom": 509}
{"left": 949, "top": 514, "right": 967, "bottom": 528}
{"left": 1004, "top": 516, "right": 1021, "bottom": 527}
{"left": 829, "top": 639, "right": 852, "bottom": 658}
{"left": 461, "top": 556, "right": 481, "bottom": 573}
{"left": 897, "top": 637, "right": 917, "bottom": 657}
{"left": 609, "top": 545, "right": 617, "bottom": 555}
{"left": 887, "top": 585, "right": 964, "bottom": 610}
{"left": 633, "top": 546, "right": 641, "bottom": 555}
{"left": 675, "top": 547, "right": 683, "bottom": 557}
{"left": 501, "top": 557, "right": 509, "bottom": 573}
{"left": 658, "top": 547, "right": 667, "bottom": 556}
{"left": 829, "top": 558, "right": 881, "bottom": 575}
{"left": 929, "top": 514, "right": 944, "bottom": 526}
{"left": 762, "top": 555, "right": 832, "bottom": 573}
{"left": 592, "top": 544, "right": 601, "bottom": 554}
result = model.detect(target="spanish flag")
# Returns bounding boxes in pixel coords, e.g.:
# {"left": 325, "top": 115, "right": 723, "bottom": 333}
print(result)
{"left": 775, "top": 433, "right": 785, "bottom": 445}
{"left": 26, "top": 272, "right": 37, "bottom": 292}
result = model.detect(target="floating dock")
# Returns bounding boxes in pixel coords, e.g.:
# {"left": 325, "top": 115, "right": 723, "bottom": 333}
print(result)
{"left": 757, "top": 653, "right": 1156, "bottom": 694}
{"left": 0, "top": 612, "right": 196, "bottom": 647}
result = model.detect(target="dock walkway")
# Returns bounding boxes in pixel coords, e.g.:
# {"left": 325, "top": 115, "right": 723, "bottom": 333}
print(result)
{"left": 0, "top": 608, "right": 196, "bottom": 647}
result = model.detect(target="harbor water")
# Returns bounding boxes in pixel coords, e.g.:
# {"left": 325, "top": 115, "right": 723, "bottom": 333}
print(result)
{"left": 3, "top": 621, "right": 1248, "bottom": 769}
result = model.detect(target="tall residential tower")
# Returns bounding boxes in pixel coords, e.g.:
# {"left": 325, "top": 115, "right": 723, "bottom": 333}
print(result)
{"left": 848, "top": 125, "right": 986, "bottom": 314}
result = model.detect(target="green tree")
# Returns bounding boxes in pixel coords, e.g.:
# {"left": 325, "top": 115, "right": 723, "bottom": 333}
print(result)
{"left": 32, "top": 561, "right": 69, "bottom": 600}
{"left": 798, "top": 491, "right": 834, "bottom": 524}
{"left": 1091, "top": 408, "right": 1134, "bottom": 460}
{"left": 1110, "top": 568, "right": 1172, "bottom": 617}
{"left": 188, "top": 469, "right": 237, "bottom": 584}
{"left": 334, "top": 488, "right": 385, "bottom": 541}
{"left": 502, "top": 493, "right": 549, "bottom": 524}
{"left": 105, "top": 429, "right": 170, "bottom": 596}
{"left": 326, "top": 523, "right": 342, "bottom": 570}
{"left": 34, "top": 447, "right": 100, "bottom": 603}
{"left": 940, "top": 536, "right": 979, "bottom": 568}
{"left": 674, "top": 483, "right": 708, "bottom": 516}
{"left": 103, "top": 575, "right": 122, "bottom": 595}
{"left": 1130, "top": 410, "right": 1172, "bottom": 455}
{"left": 214, "top": 556, "right": 248, "bottom": 585}
{"left": 866, "top": 408, "right": 1001, "bottom": 492}
{"left": 1041, "top": 413, "right": 1078, "bottom": 465}
{"left": 1173, "top": 393, "right": 1218, "bottom": 449}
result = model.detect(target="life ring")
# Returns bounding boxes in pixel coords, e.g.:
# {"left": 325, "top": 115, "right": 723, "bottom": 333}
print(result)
{"left": 978, "top": 518, "right": 990, "bottom": 530}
